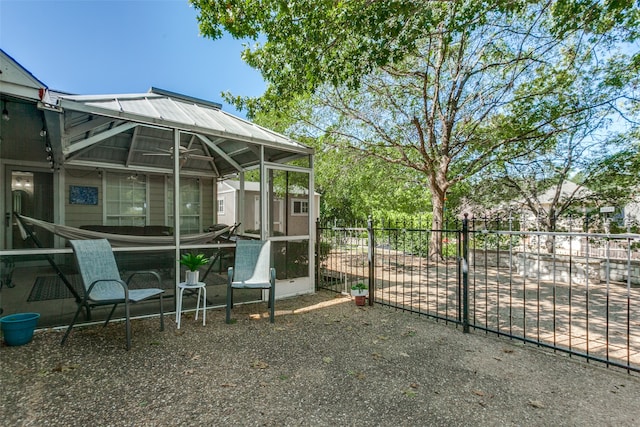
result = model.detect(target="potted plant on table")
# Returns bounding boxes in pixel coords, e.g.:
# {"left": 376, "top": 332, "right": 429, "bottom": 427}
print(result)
{"left": 350, "top": 282, "right": 368, "bottom": 306}
{"left": 180, "top": 253, "right": 209, "bottom": 284}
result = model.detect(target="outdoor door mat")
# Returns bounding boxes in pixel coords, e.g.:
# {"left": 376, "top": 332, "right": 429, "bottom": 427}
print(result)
{"left": 28, "top": 275, "right": 177, "bottom": 302}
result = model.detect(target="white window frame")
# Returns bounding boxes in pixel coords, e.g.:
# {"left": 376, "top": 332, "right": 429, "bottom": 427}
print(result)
{"left": 166, "top": 177, "right": 202, "bottom": 234}
{"left": 217, "top": 198, "right": 225, "bottom": 215}
{"left": 291, "top": 198, "right": 309, "bottom": 216}
{"left": 104, "top": 172, "right": 148, "bottom": 226}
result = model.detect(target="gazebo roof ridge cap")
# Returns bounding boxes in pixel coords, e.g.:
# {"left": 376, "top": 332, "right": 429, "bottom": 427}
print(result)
{"left": 59, "top": 92, "right": 164, "bottom": 102}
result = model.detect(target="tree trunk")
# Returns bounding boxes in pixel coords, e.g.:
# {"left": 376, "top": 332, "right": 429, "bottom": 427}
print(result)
{"left": 428, "top": 168, "right": 448, "bottom": 261}
{"left": 544, "top": 211, "right": 556, "bottom": 253}
{"left": 429, "top": 194, "right": 445, "bottom": 260}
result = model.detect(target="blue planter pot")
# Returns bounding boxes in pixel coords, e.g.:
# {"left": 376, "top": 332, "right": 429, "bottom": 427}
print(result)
{"left": 0, "top": 313, "right": 40, "bottom": 346}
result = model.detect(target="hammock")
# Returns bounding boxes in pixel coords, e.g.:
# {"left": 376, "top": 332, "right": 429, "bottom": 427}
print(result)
{"left": 16, "top": 214, "right": 231, "bottom": 247}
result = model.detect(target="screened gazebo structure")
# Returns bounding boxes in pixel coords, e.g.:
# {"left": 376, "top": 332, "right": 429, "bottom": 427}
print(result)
{"left": 0, "top": 49, "right": 315, "bottom": 326}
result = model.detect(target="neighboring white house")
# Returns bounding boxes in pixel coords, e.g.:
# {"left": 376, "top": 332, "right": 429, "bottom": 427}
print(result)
{"left": 217, "top": 180, "right": 320, "bottom": 236}
{"left": 532, "top": 181, "right": 640, "bottom": 230}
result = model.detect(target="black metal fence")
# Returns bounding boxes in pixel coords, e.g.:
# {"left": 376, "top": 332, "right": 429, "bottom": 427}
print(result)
{"left": 316, "top": 216, "right": 640, "bottom": 373}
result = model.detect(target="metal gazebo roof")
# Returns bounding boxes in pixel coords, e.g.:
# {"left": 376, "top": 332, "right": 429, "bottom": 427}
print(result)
{"left": 45, "top": 87, "right": 312, "bottom": 176}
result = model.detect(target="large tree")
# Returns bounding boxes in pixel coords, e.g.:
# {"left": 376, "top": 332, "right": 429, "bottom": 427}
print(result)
{"left": 193, "top": 0, "right": 639, "bottom": 258}
{"left": 192, "top": 0, "right": 638, "bottom": 110}
{"left": 253, "top": 105, "right": 432, "bottom": 222}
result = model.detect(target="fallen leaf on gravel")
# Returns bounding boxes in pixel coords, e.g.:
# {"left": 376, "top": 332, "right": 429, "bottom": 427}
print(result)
{"left": 503, "top": 348, "right": 514, "bottom": 353}
{"left": 348, "top": 370, "right": 366, "bottom": 379}
{"left": 409, "top": 383, "right": 419, "bottom": 389}
{"left": 322, "top": 356, "right": 333, "bottom": 364}
{"left": 371, "top": 352, "right": 383, "bottom": 360}
{"left": 377, "top": 335, "right": 389, "bottom": 340}
{"left": 52, "top": 363, "right": 79, "bottom": 373}
{"left": 472, "top": 390, "right": 485, "bottom": 396}
{"left": 399, "top": 352, "right": 410, "bottom": 357}
{"left": 220, "top": 383, "right": 237, "bottom": 388}
{"left": 611, "top": 384, "right": 626, "bottom": 393}
{"left": 251, "top": 360, "right": 269, "bottom": 369}
{"left": 528, "top": 400, "right": 545, "bottom": 408}
{"left": 403, "top": 389, "right": 417, "bottom": 398}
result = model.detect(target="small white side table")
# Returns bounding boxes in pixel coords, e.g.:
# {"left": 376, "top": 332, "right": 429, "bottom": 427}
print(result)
{"left": 176, "top": 281, "right": 207, "bottom": 329}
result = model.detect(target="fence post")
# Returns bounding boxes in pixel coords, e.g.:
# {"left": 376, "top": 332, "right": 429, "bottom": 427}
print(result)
{"left": 315, "top": 218, "right": 321, "bottom": 291}
{"left": 462, "top": 213, "right": 470, "bottom": 333}
{"left": 367, "top": 215, "right": 375, "bottom": 306}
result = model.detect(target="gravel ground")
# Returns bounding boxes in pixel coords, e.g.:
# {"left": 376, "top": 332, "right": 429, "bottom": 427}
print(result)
{"left": 1, "top": 290, "right": 640, "bottom": 426}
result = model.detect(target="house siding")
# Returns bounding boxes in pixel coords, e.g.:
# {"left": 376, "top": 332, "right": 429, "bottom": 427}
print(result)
{"left": 287, "top": 213, "right": 310, "bottom": 236}
{"left": 64, "top": 170, "right": 103, "bottom": 228}
{"left": 247, "top": 193, "right": 259, "bottom": 231}
{"left": 148, "top": 175, "right": 165, "bottom": 225}
{"left": 201, "top": 178, "right": 215, "bottom": 229}
{"left": 216, "top": 182, "right": 319, "bottom": 235}
{"left": 217, "top": 188, "right": 236, "bottom": 227}
{"left": 63, "top": 169, "right": 215, "bottom": 231}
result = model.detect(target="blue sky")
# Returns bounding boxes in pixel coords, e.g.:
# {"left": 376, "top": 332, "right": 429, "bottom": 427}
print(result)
{"left": 0, "top": 0, "right": 265, "bottom": 117}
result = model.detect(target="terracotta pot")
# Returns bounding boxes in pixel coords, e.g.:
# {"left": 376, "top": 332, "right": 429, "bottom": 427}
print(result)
{"left": 354, "top": 295, "right": 366, "bottom": 306}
